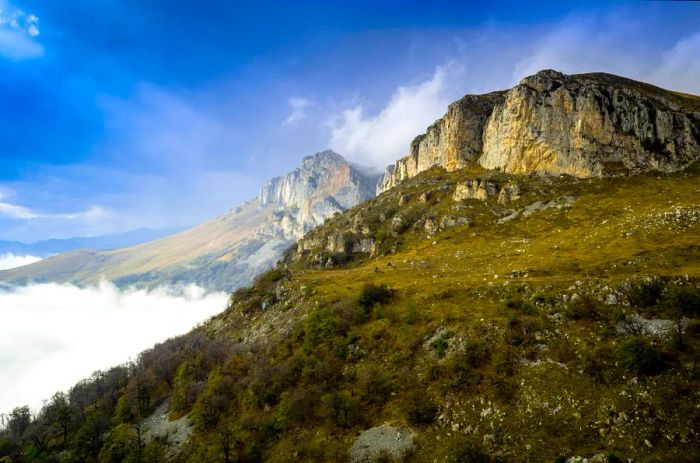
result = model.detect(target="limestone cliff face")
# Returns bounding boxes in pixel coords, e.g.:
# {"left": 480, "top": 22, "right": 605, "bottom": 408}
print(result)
{"left": 377, "top": 70, "right": 700, "bottom": 193}
{"left": 480, "top": 70, "right": 700, "bottom": 176}
{"left": 257, "top": 150, "right": 379, "bottom": 240}
{"left": 377, "top": 92, "right": 505, "bottom": 193}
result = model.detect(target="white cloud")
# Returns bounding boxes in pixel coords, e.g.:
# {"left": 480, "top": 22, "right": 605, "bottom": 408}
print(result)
{"left": 0, "top": 189, "right": 109, "bottom": 221}
{"left": 649, "top": 31, "right": 700, "bottom": 96}
{"left": 0, "top": 199, "right": 37, "bottom": 219}
{"left": 282, "top": 97, "right": 312, "bottom": 126}
{"left": 329, "top": 65, "right": 462, "bottom": 168}
{"left": 0, "top": 253, "right": 41, "bottom": 270}
{"left": 0, "top": 0, "right": 42, "bottom": 59}
{"left": 0, "top": 282, "right": 227, "bottom": 414}
{"left": 509, "top": 13, "right": 700, "bottom": 95}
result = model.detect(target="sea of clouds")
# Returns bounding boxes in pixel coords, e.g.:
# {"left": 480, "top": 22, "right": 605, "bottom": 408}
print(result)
{"left": 0, "top": 282, "right": 227, "bottom": 414}
{"left": 0, "top": 253, "right": 42, "bottom": 270}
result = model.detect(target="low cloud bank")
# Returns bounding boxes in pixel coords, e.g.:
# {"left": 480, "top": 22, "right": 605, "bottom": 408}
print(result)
{"left": 0, "top": 282, "right": 227, "bottom": 414}
{"left": 0, "top": 253, "right": 42, "bottom": 270}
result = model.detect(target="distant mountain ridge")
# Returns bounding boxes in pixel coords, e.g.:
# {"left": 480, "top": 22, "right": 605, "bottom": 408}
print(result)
{"left": 0, "top": 150, "right": 379, "bottom": 291}
{"left": 0, "top": 227, "right": 182, "bottom": 257}
{"left": 378, "top": 70, "right": 700, "bottom": 193}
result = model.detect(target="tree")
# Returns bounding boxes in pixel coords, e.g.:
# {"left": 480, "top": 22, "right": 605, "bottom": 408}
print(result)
{"left": 6, "top": 407, "right": 31, "bottom": 443}
{"left": 663, "top": 283, "right": 700, "bottom": 349}
{"left": 43, "top": 392, "right": 74, "bottom": 445}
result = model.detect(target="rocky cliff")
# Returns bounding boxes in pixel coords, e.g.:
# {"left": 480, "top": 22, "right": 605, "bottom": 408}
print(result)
{"left": 377, "top": 92, "right": 506, "bottom": 193}
{"left": 257, "top": 150, "right": 378, "bottom": 239}
{"left": 378, "top": 70, "right": 700, "bottom": 193}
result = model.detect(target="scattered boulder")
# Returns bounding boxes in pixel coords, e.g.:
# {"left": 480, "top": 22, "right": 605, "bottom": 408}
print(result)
{"left": 499, "top": 196, "right": 575, "bottom": 223}
{"left": 439, "top": 215, "right": 471, "bottom": 229}
{"left": 617, "top": 314, "right": 683, "bottom": 341}
{"left": 398, "top": 194, "right": 411, "bottom": 206}
{"left": 391, "top": 215, "right": 407, "bottom": 232}
{"left": 424, "top": 218, "right": 439, "bottom": 236}
{"left": 453, "top": 179, "right": 499, "bottom": 201}
{"left": 349, "top": 424, "right": 415, "bottom": 463}
{"left": 497, "top": 183, "right": 521, "bottom": 204}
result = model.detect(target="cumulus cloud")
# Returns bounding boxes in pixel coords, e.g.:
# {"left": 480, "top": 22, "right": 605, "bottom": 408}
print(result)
{"left": 329, "top": 64, "right": 463, "bottom": 168}
{"left": 0, "top": 0, "right": 42, "bottom": 59}
{"left": 282, "top": 97, "right": 312, "bottom": 126}
{"left": 0, "top": 282, "right": 227, "bottom": 414}
{"left": 0, "top": 253, "right": 41, "bottom": 270}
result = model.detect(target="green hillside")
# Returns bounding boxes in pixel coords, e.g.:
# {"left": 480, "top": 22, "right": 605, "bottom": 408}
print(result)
{"left": 2, "top": 165, "right": 700, "bottom": 462}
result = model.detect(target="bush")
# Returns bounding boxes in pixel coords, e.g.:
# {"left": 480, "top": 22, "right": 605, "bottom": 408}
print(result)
{"left": 358, "top": 283, "right": 394, "bottom": 310}
{"left": 303, "top": 308, "right": 348, "bottom": 354}
{"left": 583, "top": 345, "right": 616, "bottom": 383}
{"left": 663, "top": 283, "right": 700, "bottom": 317}
{"left": 405, "top": 393, "right": 438, "bottom": 426}
{"left": 563, "top": 294, "right": 601, "bottom": 320}
{"left": 615, "top": 337, "right": 664, "bottom": 375}
{"left": 431, "top": 331, "right": 452, "bottom": 358}
{"left": 450, "top": 440, "right": 489, "bottom": 463}
{"left": 463, "top": 340, "right": 491, "bottom": 368}
{"left": 626, "top": 278, "right": 666, "bottom": 309}
{"left": 501, "top": 291, "right": 535, "bottom": 315}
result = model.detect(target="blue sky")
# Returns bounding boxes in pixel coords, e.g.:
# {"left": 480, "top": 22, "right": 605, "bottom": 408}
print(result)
{"left": 0, "top": 0, "right": 699, "bottom": 241}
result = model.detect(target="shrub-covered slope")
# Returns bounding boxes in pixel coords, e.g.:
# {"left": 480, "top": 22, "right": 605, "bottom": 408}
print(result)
{"left": 2, "top": 165, "right": 700, "bottom": 463}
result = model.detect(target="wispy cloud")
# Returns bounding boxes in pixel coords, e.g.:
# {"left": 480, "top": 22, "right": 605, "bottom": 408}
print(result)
{"left": 329, "top": 64, "right": 463, "bottom": 168}
{"left": 0, "top": 0, "right": 42, "bottom": 59}
{"left": 0, "top": 282, "right": 227, "bottom": 413}
{"left": 0, "top": 190, "right": 108, "bottom": 221}
{"left": 282, "top": 97, "right": 312, "bottom": 126}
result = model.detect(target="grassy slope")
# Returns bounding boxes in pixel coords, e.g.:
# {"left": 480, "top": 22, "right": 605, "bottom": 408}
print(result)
{"left": 203, "top": 165, "right": 700, "bottom": 462}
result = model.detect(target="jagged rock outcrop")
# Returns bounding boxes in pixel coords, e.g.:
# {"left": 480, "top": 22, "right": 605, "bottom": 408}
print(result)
{"left": 376, "top": 92, "right": 506, "bottom": 193}
{"left": 377, "top": 70, "right": 700, "bottom": 193}
{"left": 256, "top": 150, "right": 378, "bottom": 240}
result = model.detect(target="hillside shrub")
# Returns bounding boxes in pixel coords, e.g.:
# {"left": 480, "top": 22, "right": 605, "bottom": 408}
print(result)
{"left": 405, "top": 393, "right": 438, "bottom": 426}
{"left": 303, "top": 308, "right": 348, "bottom": 355}
{"left": 358, "top": 283, "right": 394, "bottom": 310}
{"left": 463, "top": 340, "right": 491, "bottom": 368}
{"left": 626, "top": 278, "right": 666, "bottom": 309}
{"left": 431, "top": 331, "right": 452, "bottom": 358}
{"left": 615, "top": 337, "right": 664, "bottom": 375}
{"left": 563, "top": 294, "right": 601, "bottom": 320}
{"left": 450, "top": 440, "right": 489, "bottom": 463}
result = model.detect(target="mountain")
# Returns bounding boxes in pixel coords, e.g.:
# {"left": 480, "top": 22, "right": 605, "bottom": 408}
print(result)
{"left": 0, "top": 227, "right": 182, "bottom": 258}
{"left": 378, "top": 70, "right": 700, "bottom": 193}
{"left": 0, "top": 150, "right": 379, "bottom": 291}
{"left": 3, "top": 71, "right": 699, "bottom": 462}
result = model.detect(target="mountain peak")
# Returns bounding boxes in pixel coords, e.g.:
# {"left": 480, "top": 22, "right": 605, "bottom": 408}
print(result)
{"left": 378, "top": 69, "right": 700, "bottom": 193}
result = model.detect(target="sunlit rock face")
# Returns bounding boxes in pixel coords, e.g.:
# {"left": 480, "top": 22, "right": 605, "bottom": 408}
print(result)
{"left": 377, "top": 70, "right": 700, "bottom": 193}
{"left": 258, "top": 150, "right": 379, "bottom": 239}
{"left": 377, "top": 92, "right": 505, "bottom": 194}
{"left": 480, "top": 70, "right": 700, "bottom": 176}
